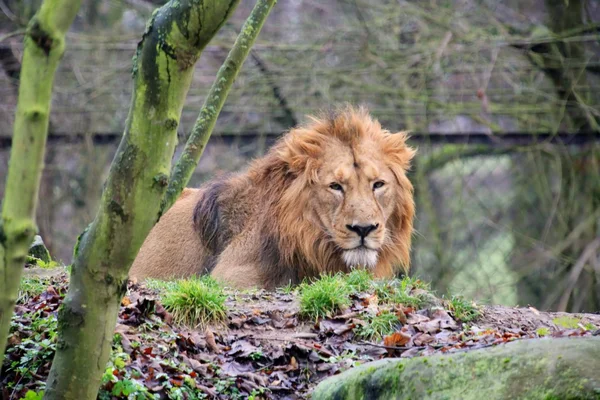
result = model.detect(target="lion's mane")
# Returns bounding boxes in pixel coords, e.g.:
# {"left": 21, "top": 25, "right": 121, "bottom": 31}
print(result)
{"left": 190, "top": 106, "right": 415, "bottom": 287}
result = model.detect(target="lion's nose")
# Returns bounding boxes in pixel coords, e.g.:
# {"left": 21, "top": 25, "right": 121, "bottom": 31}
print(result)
{"left": 346, "top": 223, "right": 379, "bottom": 239}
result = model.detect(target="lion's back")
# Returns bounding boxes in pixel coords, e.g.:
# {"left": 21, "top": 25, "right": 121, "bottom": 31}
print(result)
{"left": 129, "top": 188, "right": 209, "bottom": 281}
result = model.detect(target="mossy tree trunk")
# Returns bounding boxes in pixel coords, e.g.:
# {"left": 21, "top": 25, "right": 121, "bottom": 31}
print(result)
{"left": 0, "top": 0, "right": 82, "bottom": 363}
{"left": 162, "top": 0, "right": 278, "bottom": 213}
{"left": 313, "top": 338, "right": 600, "bottom": 400}
{"left": 43, "top": 1, "right": 242, "bottom": 398}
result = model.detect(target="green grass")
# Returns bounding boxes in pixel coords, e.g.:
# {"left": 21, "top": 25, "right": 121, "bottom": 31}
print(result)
{"left": 298, "top": 273, "right": 436, "bottom": 321}
{"left": 372, "top": 277, "right": 424, "bottom": 308}
{"left": 278, "top": 281, "right": 297, "bottom": 295}
{"left": 145, "top": 278, "right": 178, "bottom": 293}
{"left": 399, "top": 275, "right": 430, "bottom": 291}
{"left": 17, "top": 277, "right": 50, "bottom": 304}
{"left": 355, "top": 311, "right": 400, "bottom": 340}
{"left": 298, "top": 274, "right": 352, "bottom": 320}
{"left": 161, "top": 276, "right": 227, "bottom": 327}
{"left": 345, "top": 269, "right": 373, "bottom": 293}
{"left": 447, "top": 295, "right": 481, "bottom": 322}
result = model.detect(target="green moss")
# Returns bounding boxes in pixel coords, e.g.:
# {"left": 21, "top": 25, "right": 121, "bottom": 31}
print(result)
{"left": 152, "top": 173, "right": 169, "bottom": 188}
{"left": 536, "top": 327, "right": 550, "bottom": 336}
{"left": 312, "top": 338, "right": 600, "bottom": 400}
{"left": 583, "top": 323, "right": 596, "bottom": 331}
{"left": 72, "top": 223, "right": 91, "bottom": 260}
{"left": 552, "top": 316, "right": 580, "bottom": 329}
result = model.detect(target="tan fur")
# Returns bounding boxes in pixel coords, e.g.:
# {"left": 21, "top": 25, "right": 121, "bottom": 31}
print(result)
{"left": 129, "top": 106, "right": 416, "bottom": 289}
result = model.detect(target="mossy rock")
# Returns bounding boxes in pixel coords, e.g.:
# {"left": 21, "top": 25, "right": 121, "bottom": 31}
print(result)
{"left": 28, "top": 235, "right": 51, "bottom": 263}
{"left": 312, "top": 337, "right": 600, "bottom": 399}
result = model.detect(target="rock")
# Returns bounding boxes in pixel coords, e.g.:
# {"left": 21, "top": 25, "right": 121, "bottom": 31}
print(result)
{"left": 28, "top": 235, "right": 51, "bottom": 263}
{"left": 312, "top": 337, "right": 600, "bottom": 399}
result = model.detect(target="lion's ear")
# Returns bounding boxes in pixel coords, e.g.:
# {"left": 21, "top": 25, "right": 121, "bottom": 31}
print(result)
{"left": 382, "top": 131, "right": 416, "bottom": 171}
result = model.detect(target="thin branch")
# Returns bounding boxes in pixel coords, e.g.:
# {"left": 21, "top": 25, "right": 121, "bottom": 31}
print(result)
{"left": 557, "top": 238, "right": 600, "bottom": 312}
{"left": 162, "top": 0, "right": 277, "bottom": 214}
{"left": 0, "top": 29, "right": 25, "bottom": 43}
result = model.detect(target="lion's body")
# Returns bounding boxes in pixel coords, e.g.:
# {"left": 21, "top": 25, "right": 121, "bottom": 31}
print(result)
{"left": 129, "top": 107, "right": 415, "bottom": 289}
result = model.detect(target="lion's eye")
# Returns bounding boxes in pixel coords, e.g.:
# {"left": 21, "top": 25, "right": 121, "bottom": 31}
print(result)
{"left": 329, "top": 182, "right": 343, "bottom": 192}
{"left": 373, "top": 181, "right": 385, "bottom": 190}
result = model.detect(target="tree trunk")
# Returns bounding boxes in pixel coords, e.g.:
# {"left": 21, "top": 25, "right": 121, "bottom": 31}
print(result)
{"left": 313, "top": 337, "right": 600, "bottom": 400}
{"left": 44, "top": 1, "right": 242, "bottom": 398}
{"left": 0, "top": 0, "right": 82, "bottom": 364}
{"left": 162, "top": 0, "right": 277, "bottom": 213}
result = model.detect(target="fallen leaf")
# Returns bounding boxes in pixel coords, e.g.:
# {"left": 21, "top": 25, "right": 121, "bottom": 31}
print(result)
{"left": 205, "top": 328, "right": 220, "bottom": 354}
{"left": 288, "top": 356, "right": 298, "bottom": 371}
{"left": 222, "top": 361, "right": 254, "bottom": 376}
{"left": 121, "top": 296, "right": 131, "bottom": 306}
{"left": 407, "top": 314, "right": 430, "bottom": 324}
{"left": 413, "top": 333, "right": 435, "bottom": 346}
{"left": 415, "top": 320, "right": 441, "bottom": 334}
{"left": 227, "top": 340, "right": 259, "bottom": 358}
{"left": 400, "top": 347, "right": 420, "bottom": 358}
{"left": 319, "top": 319, "right": 346, "bottom": 334}
{"left": 383, "top": 331, "right": 411, "bottom": 347}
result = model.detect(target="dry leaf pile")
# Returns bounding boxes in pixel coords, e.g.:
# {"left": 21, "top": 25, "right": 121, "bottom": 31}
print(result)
{"left": 3, "top": 275, "right": 599, "bottom": 400}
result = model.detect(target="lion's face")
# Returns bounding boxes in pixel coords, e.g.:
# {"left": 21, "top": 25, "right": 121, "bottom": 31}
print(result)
{"left": 308, "top": 137, "right": 403, "bottom": 269}
{"left": 270, "top": 106, "right": 415, "bottom": 275}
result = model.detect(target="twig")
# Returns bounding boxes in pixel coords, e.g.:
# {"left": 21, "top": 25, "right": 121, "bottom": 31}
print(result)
{"left": 0, "top": 0, "right": 17, "bottom": 21}
{"left": 357, "top": 341, "right": 426, "bottom": 351}
{"left": 0, "top": 29, "right": 25, "bottom": 43}
{"left": 557, "top": 238, "right": 600, "bottom": 311}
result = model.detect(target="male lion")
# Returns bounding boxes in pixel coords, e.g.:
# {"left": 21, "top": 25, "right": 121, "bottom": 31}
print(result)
{"left": 129, "top": 106, "right": 416, "bottom": 289}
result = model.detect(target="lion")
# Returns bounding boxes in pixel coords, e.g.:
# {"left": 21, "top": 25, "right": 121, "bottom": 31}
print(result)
{"left": 129, "top": 106, "right": 416, "bottom": 289}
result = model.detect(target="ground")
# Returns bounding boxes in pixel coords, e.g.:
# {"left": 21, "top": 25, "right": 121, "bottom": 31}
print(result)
{"left": 2, "top": 267, "right": 599, "bottom": 400}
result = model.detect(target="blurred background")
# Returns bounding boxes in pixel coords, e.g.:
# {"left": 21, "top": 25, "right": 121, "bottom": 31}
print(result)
{"left": 1, "top": 0, "right": 599, "bottom": 312}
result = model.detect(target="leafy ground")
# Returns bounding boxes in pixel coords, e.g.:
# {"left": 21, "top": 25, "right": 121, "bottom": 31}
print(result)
{"left": 2, "top": 268, "right": 599, "bottom": 400}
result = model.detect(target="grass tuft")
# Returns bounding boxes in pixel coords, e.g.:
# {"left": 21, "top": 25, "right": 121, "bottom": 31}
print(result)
{"left": 299, "top": 274, "right": 352, "bottom": 320}
{"left": 18, "top": 277, "right": 51, "bottom": 304}
{"left": 161, "top": 276, "right": 227, "bottom": 327}
{"left": 355, "top": 311, "right": 401, "bottom": 340}
{"left": 145, "top": 278, "right": 177, "bottom": 293}
{"left": 373, "top": 277, "right": 424, "bottom": 308}
{"left": 345, "top": 269, "right": 373, "bottom": 293}
{"left": 447, "top": 295, "right": 481, "bottom": 322}
{"left": 278, "top": 281, "right": 297, "bottom": 295}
